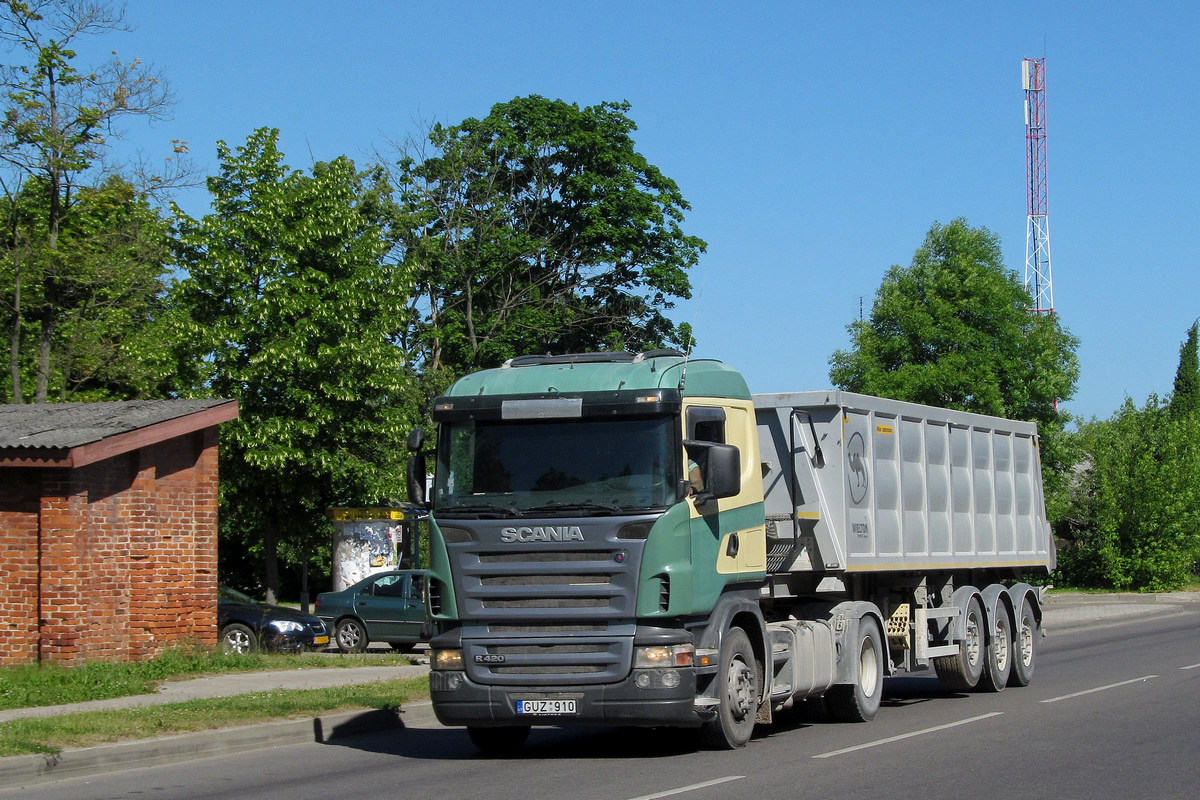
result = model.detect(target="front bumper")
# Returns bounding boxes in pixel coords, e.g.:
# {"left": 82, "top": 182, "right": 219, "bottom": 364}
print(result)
{"left": 430, "top": 668, "right": 708, "bottom": 729}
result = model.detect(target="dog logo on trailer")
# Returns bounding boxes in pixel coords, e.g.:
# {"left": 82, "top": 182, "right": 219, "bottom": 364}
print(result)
{"left": 846, "top": 431, "right": 868, "bottom": 504}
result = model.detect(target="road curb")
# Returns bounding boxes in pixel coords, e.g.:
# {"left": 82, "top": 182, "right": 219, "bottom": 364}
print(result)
{"left": 0, "top": 701, "right": 439, "bottom": 789}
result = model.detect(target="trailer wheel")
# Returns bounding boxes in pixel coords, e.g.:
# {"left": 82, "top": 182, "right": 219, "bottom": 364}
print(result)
{"left": 979, "top": 602, "right": 1012, "bottom": 692}
{"left": 1009, "top": 597, "right": 1038, "bottom": 687}
{"left": 934, "top": 595, "right": 985, "bottom": 691}
{"left": 827, "top": 617, "right": 883, "bottom": 722}
{"left": 467, "top": 725, "right": 530, "bottom": 755}
{"left": 700, "top": 627, "right": 758, "bottom": 749}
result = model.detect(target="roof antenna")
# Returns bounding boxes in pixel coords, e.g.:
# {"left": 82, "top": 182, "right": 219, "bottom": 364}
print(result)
{"left": 678, "top": 326, "right": 693, "bottom": 392}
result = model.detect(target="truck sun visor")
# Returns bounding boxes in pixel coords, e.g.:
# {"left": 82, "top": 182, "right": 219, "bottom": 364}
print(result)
{"left": 501, "top": 397, "right": 584, "bottom": 419}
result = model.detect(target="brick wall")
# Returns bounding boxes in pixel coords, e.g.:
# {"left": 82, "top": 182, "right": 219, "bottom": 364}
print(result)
{"left": 0, "top": 428, "right": 220, "bottom": 665}
{"left": 0, "top": 470, "right": 41, "bottom": 663}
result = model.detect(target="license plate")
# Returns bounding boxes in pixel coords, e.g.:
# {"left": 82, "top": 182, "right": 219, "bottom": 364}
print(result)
{"left": 516, "top": 699, "right": 577, "bottom": 715}
{"left": 313, "top": 635, "right": 330, "bottom": 646}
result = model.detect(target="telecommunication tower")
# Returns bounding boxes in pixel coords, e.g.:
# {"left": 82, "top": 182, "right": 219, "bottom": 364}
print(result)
{"left": 1023, "top": 58, "right": 1053, "bottom": 314}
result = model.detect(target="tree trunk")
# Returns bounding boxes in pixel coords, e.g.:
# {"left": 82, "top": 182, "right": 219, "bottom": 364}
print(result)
{"left": 263, "top": 513, "right": 281, "bottom": 605}
{"left": 8, "top": 251, "right": 21, "bottom": 403}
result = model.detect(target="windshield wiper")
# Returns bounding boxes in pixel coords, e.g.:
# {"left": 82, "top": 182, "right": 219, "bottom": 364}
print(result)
{"left": 438, "top": 502, "right": 523, "bottom": 518}
{"left": 523, "top": 500, "right": 624, "bottom": 517}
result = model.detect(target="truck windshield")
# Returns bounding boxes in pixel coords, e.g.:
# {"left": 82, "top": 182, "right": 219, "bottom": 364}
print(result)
{"left": 434, "top": 416, "right": 677, "bottom": 515}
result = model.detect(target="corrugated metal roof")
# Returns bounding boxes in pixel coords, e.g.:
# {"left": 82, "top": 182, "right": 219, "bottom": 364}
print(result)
{"left": 0, "top": 399, "right": 235, "bottom": 450}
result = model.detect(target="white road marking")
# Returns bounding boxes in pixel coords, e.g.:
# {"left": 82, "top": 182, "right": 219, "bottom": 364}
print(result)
{"left": 812, "top": 712, "right": 1004, "bottom": 759}
{"left": 1039, "top": 674, "right": 1159, "bottom": 703}
{"left": 1181, "top": 663, "right": 1200, "bottom": 671}
{"left": 626, "top": 775, "right": 745, "bottom": 800}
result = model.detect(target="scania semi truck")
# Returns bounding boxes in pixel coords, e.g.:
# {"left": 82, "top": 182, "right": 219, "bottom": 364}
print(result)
{"left": 405, "top": 351, "right": 1053, "bottom": 752}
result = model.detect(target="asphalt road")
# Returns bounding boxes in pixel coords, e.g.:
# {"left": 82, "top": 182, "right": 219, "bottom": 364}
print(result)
{"left": 5, "top": 607, "right": 1198, "bottom": 800}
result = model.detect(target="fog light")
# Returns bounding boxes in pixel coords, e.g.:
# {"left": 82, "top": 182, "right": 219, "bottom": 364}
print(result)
{"left": 635, "top": 672, "right": 652, "bottom": 689}
{"left": 661, "top": 670, "right": 681, "bottom": 689}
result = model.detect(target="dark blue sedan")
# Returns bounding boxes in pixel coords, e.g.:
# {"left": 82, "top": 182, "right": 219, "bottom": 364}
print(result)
{"left": 218, "top": 586, "right": 330, "bottom": 654}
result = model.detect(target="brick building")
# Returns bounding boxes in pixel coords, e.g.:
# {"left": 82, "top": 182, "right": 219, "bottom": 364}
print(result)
{"left": 0, "top": 400, "right": 238, "bottom": 665}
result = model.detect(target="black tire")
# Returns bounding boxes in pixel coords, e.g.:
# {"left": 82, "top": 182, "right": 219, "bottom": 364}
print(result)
{"left": 700, "top": 627, "right": 759, "bottom": 749}
{"left": 389, "top": 641, "right": 418, "bottom": 653}
{"left": 827, "top": 617, "right": 884, "bottom": 722}
{"left": 979, "top": 601, "right": 1012, "bottom": 693}
{"left": 335, "top": 618, "right": 369, "bottom": 653}
{"left": 934, "top": 595, "right": 985, "bottom": 691}
{"left": 467, "top": 725, "right": 530, "bottom": 755}
{"left": 220, "top": 623, "right": 258, "bottom": 655}
{"left": 1009, "top": 597, "right": 1038, "bottom": 687}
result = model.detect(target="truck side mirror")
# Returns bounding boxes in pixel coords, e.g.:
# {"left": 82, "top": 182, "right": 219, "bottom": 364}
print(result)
{"left": 684, "top": 440, "right": 741, "bottom": 507}
{"left": 405, "top": 429, "right": 429, "bottom": 508}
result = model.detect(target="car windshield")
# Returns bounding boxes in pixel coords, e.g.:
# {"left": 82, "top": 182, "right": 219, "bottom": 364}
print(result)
{"left": 218, "top": 586, "right": 256, "bottom": 603}
{"left": 434, "top": 416, "right": 677, "bottom": 516}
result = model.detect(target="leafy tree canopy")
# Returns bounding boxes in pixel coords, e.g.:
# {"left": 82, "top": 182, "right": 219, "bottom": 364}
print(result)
{"left": 1, "top": 173, "right": 171, "bottom": 401}
{"left": 169, "top": 127, "right": 417, "bottom": 599}
{"left": 830, "top": 218, "right": 1079, "bottom": 422}
{"left": 1062, "top": 397, "right": 1200, "bottom": 591}
{"left": 1170, "top": 320, "right": 1199, "bottom": 418}
{"left": 829, "top": 218, "right": 1080, "bottom": 514}
{"left": 393, "top": 95, "right": 704, "bottom": 385}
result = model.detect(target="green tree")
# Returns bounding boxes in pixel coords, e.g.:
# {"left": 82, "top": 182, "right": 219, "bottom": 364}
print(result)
{"left": 1062, "top": 397, "right": 1200, "bottom": 591}
{"left": 1170, "top": 321, "right": 1199, "bottom": 419}
{"left": 393, "top": 95, "right": 703, "bottom": 388}
{"left": 170, "top": 128, "right": 416, "bottom": 601}
{"left": 0, "top": 0, "right": 173, "bottom": 402}
{"left": 1, "top": 174, "right": 171, "bottom": 401}
{"left": 829, "top": 218, "right": 1080, "bottom": 510}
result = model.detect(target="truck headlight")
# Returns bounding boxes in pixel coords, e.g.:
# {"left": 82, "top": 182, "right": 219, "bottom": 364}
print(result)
{"left": 634, "top": 643, "right": 694, "bottom": 668}
{"left": 433, "top": 648, "right": 465, "bottom": 670}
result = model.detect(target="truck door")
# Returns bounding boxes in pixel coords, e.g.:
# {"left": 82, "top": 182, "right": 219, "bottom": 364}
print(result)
{"left": 685, "top": 401, "right": 766, "bottom": 579}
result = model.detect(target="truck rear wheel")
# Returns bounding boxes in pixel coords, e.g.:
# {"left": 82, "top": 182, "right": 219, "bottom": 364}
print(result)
{"left": 934, "top": 595, "right": 985, "bottom": 691}
{"left": 700, "top": 626, "right": 758, "bottom": 749}
{"left": 979, "top": 602, "right": 1012, "bottom": 692}
{"left": 1008, "top": 597, "right": 1038, "bottom": 687}
{"left": 827, "top": 617, "right": 883, "bottom": 722}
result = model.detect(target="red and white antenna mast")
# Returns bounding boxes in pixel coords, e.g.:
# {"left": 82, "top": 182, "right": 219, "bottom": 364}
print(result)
{"left": 1023, "top": 58, "right": 1053, "bottom": 314}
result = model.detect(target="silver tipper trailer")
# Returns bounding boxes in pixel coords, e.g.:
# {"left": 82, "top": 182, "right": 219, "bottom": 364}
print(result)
{"left": 748, "top": 391, "right": 1052, "bottom": 725}
{"left": 753, "top": 390, "right": 1055, "bottom": 580}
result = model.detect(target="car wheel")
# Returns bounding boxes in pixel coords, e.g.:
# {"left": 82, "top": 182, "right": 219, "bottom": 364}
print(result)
{"left": 335, "top": 618, "right": 368, "bottom": 653}
{"left": 220, "top": 623, "right": 258, "bottom": 655}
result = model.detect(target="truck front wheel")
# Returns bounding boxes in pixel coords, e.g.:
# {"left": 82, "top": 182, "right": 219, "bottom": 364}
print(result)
{"left": 700, "top": 626, "right": 758, "bottom": 749}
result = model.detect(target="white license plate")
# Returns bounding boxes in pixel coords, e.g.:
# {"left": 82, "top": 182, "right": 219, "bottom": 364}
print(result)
{"left": 515, "top": 699, "right": 577, "bottom": 715}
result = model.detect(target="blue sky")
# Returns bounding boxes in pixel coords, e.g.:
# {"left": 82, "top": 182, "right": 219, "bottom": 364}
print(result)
{"left": 78, "top": 1, "right": 1200, "bottom": 422}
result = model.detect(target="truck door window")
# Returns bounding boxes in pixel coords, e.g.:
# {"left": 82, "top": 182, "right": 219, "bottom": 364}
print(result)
{"left": 687, "top": 406, "right": 726, "bottom": 443}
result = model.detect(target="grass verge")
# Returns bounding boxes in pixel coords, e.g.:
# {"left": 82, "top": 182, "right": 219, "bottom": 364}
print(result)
{"left": 0, "top": 648, "right": 414, "bottom": 711}
{"left": 0, "top": 675, "right": 430, "bottom": 757}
